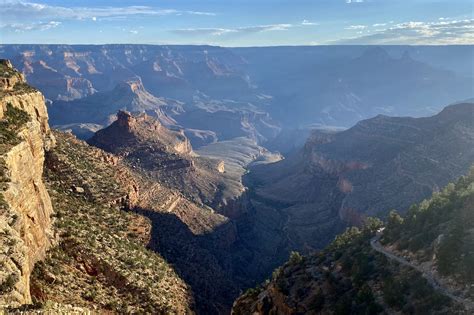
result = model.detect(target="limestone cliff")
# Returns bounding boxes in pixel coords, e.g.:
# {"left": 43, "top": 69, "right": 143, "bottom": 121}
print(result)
{"left": 0, "top": 59, "right": 55, "bottom": 307}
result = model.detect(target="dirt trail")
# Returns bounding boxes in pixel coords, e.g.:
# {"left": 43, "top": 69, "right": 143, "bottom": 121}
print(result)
{"left": 370, "top": 234, "right": 474, "bottom": 312}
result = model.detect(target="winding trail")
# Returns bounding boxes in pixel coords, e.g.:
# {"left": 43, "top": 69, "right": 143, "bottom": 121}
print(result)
{"left": 370, "top": 234, "right": 474, "bottom": 312}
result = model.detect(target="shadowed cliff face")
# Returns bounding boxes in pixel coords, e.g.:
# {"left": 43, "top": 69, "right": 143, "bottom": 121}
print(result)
{"left": 138, "top": 209, "right": 240, "bottom": 315}
{"left": 0, "top": 59, "right": 55, "bottom": 306}
{"left": 242, "top": 103, "right": 474, "bottom": 259}
{"left": 85, "top": 110, "right": 287, "bottom": 313}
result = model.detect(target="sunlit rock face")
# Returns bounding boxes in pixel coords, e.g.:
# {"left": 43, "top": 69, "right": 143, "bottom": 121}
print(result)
{"left": 0, "top": 59, "right": 55, "bottom": 306}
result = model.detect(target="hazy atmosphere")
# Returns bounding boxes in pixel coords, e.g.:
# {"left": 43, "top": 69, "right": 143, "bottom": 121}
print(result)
{"left": 0, "top": 1, "right": 473, "bottom": 314}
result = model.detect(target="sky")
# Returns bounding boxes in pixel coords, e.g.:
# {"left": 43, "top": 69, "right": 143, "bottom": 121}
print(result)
{"left": 0, "top": 0, "right": 473, "bottom": 46}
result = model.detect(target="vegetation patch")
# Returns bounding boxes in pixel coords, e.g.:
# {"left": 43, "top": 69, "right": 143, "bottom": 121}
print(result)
{"left": 234, "top": 214, "right": 459, "bottom": 314}
{"left": 30, "top": 131, "right": 192, "bottom": 314}
{"left": 0, "top": 103, "right": 30, "bottom": 150}
{"left": 0, "top": 273, "right": 18, "bottom": 294}
{"left": 383, "top": 166, "right": 474, "bottom": 291}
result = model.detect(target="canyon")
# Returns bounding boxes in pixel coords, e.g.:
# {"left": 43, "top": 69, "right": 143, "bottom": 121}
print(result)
{"left": 0, "top": 44, "right": 473, "bottom": 314}
{"left": 243, "top": 102, "right": 474, "bottom": 257}
{"left": 1, "top": 45, "right": 472, "bottom": 147}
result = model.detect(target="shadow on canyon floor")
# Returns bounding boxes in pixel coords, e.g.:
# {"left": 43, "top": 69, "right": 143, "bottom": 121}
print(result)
{"left": 134, "top": 207, "right": 255, "bottom": 314}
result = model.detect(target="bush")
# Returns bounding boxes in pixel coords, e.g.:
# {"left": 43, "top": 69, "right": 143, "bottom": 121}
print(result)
{"left": 0, "top": 274, "right": 18, "bottom": 294}
{"left": 0, "top": 103, "right": 31, "bottom": 147}
{"left": 289, "top": 251, "right": 303, "bottom": 265}
{"left": 383, "top": 277, "right": 406, "bottom": 309}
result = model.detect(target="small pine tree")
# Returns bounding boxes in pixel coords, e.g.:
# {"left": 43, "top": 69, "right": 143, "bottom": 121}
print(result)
{"left": 289, "top": 251, "right": 303, "bottom": 265}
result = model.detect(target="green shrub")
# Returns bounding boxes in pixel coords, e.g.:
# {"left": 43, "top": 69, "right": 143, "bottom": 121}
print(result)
{"left": 289, "top": 251, "right": 303, "bottom": 265}
{"left": 0, "top": 274, "right": 18, "bottom": 294}
{"left": 0, "top": 103, "right": 31, "bottom": 148}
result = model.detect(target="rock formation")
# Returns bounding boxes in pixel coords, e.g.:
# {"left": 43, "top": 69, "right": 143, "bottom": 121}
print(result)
{"left": 88, "top": 110, "right": 236, "bottom": 209}
{"left": 0, "top": 59, "right": 55, "bottom": 306}
{"left": 216, "top": 160, "right": 225, "bottom": 173}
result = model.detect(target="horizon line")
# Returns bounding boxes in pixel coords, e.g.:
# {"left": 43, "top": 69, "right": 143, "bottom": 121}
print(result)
{"left": 1, "top": 43, "right": 473, "bottom": 48}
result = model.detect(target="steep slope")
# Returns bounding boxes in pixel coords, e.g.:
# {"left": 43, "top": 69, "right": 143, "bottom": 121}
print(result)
{"left": 88, "top": 110, "right": 232, "bottom": 208}
{"left": 29, "top": 131, "right": 194, "bottom": 313}
{"left": 0, "top": 60, "right": 196, "bottom": 313}
{"left": 233, "top": 168, "right": 474, "bottom": 314}
{"left": 243, "top": 103, "right": 474, "bottom": 259}
{"left": 87, "top": 111, "right": 257, "bottom": 313}
{"left": 233, "top": 224, "right": 460, "bottom": 314}
{"left": 380, "top": 167, "right": 474, "bottom": 303}
{"left": 0, "top": 60, "right": 55, "bottom": 307}
{"left": 48, "top": 130, "right": 248, "bottom": 314}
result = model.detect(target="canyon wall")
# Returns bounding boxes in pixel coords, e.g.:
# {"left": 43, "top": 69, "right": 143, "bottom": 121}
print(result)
{"left": 0, "top": 59, "right": 55, "bottom": 306}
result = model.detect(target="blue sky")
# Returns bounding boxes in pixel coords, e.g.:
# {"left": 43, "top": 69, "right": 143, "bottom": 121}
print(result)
{"left": 0, "top": 0, "right": 473, "bottom": 46}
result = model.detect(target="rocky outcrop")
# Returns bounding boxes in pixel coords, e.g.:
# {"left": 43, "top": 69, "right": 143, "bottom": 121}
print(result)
{"left": 0, "top": 60, "right": 24, "bottom": 91}
{"left": 216, "top": 160, "right": 225, "bottom": 173}
{"left": 0, "top": 59, "right": 55, "bottom": 307}
{"left": 90, "top": 110, "right": 193, "bottom": 156}
{"left": 88, "top": 111, "right": 236, "bottom": 209}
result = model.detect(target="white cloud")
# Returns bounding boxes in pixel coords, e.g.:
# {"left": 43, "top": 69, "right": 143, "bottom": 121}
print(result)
{"left": 171, "top": 22, "right": 315, "bottom": 37}
{"left": 186, "top": 11, "right": 216, "bottom": 16}
{"left": 172, "top": 24, "right": 292, "bottom": 36}
{"left": 346, "top": 0, "right": 364, "bottom": 3}
{"left": 333, "top": 18, "right": 474, "bottom": 44}
{"left": 0, "top": 1, "right": 215, "bottom": 24}
{"left": 1, "top": 21, "right": 61, "bottom": 32}
{"left": 373, "top": 23, "right": 387, "bottom": 27}
{"left": 172, "top": 28, "right": 235, "bottom": 36}
{"left": 345, "top": 25, "right": 367, "bottom": 30}
{"left": 302, "top": 19, "right": 318, "bottom": 26}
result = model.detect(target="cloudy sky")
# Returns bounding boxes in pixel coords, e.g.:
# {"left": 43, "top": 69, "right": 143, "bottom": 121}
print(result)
{"left": 0, "top": 0, "right": 473, "bottom": 45}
